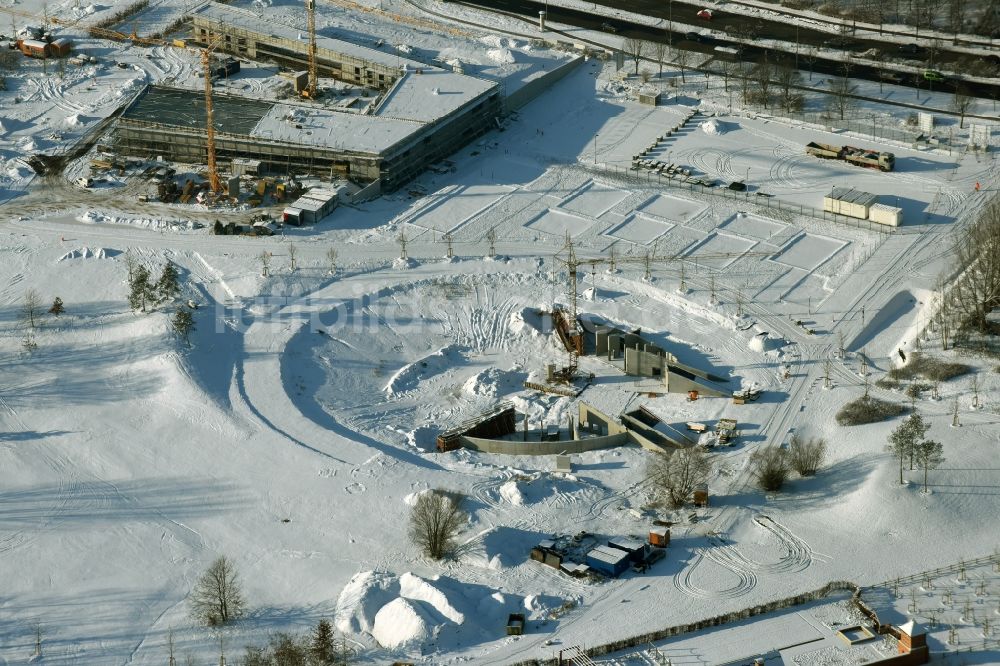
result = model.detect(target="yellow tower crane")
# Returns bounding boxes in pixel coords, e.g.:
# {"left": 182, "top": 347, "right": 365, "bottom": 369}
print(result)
{"left": 200, "top": 46, "right": 222, "bottom": 193}
{"left": 305, "top": 0, "right": 319, "bottom": 99}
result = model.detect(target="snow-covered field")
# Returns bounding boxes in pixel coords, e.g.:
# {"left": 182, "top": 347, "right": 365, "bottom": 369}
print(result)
{"left": 2, "top": 0, "right": 1000, "bottom": 663}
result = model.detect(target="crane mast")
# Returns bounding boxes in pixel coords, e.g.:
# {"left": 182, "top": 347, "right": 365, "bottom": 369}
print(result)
{"left": 306, "top": 0, "right": 318, "bottom": 98}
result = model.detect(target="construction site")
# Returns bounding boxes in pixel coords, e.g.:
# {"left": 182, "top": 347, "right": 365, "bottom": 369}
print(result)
{"left": 111, "top": 2, "right": 502, "bottom": 194}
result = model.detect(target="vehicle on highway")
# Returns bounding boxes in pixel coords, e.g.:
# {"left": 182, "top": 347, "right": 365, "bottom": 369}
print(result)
{"left": 899, "top": 43, "right": 921, "bottom": 55}
{"left": 923, "top": 69, "right": 945, "bottom": 82}
{"left": 601, "top": 22, "right": 617, "bottom": 33}
{"left": 696, "top": 8, "right": 713, "bottom": 20}
{"left": 684, "top": 31, "right": 714, "bottom": 44}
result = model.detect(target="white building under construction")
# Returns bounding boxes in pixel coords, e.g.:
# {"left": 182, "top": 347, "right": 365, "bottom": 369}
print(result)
{"left": 113, "top": 2, "right": 502, "bottom": 191}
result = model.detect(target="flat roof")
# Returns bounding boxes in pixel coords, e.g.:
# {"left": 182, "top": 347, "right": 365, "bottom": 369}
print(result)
{"left": 122, "top": 86, "right": 423, "bottom": 154}
{"left": 122, "top": 86, "right": 273, "bottom": 134}
{"left": 608, "top": 537, "right": 646, "bottom": 552}
{"left": 251, "top": 103, "right": 420, "bottom": 153}
{"left": 191, "top": 2, "right": 497, "bottom": 124}
{"left": 827, "top": 187, "right": 878, "bottom": 206}
{"left": 587, "top": 545, "right": 630, "bottom": 566}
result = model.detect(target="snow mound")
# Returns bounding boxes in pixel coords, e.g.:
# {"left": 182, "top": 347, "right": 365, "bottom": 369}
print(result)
{"left": 371, "top": 597, "right": 434, "bottom": 648}
{"left": 487, "top": 48, "right": 516, "bottom": 64}
{"left": 58, "top": 246, "right": 112, "bottom": 261}
{"left": 383, "top": 345, "right": 463, "bottom": 395}
{"left": 393, "top": 256, "right": 418, "bottom": 270}
{"left": 20, "top": 138, "right": 38, "bottom": 152}
{"left": 480, "top": 34, "right": 506, "bottom": 49}
{"left": 334, "top": 571, "right": 400, "bottom": 635}
{"left": 77, "top": 211, "right": 198, "bottom": 232}
{"left": 396, "top": 43, "right": 413, "bottom": 54}
{"left": 748, "top": 331, "right": 786, "bottom": 353}
{"left": 700, "top": 118, "right": 726, "bottom": 136}
{"left": 508, "top": 308, "right": 545, "bottom": 337}
{"left": 403, "top": 488, "right": 431, "bottom": 506}
{"left": 399, "top": 572, "right": 465, "bottom": 624}
{"left": 64, "top": 113, "right": 83, "bottom": 127}
{"left": 403, "top": 425, "right": 438, "bottom": 451}
{"left": 499, "top": 480, "right": 524, "bottom": 506}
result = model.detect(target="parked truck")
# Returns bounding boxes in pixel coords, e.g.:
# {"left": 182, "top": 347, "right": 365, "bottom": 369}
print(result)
{"left": 805, "top": 141, "right": 895, "bottom": 172}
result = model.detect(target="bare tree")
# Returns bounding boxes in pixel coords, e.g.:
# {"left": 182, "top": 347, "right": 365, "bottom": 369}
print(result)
{"left": 21, "top": 289, "right": 42, "bottom": 331}
{"left": 952, "top": 86, "right": 973, "bottom": 128}
{"left": 326, "top": 247, "right": 339, "bottom": 274}
{"left": 775, "top": 64, "right": 801, "bottom": 112}
{"left": 752, "top": 60, "right": 774, "bottom": 108}
{"left": 949, "top": 0, "right": 967, "bottom": 36}
{"left": 674, "top": 47, "right": 690, "bottom": 83}
{"left": 752, "top": 446, "right": 789, "bottom": 491}
{"left": 652, "top": 39, "right": 669, "bottom": 77}
{"left": 190, "top": 556, "right": 245, "bottom": 626}
{"left": 719, "top": 59, "right": 737, "bottom": 92}
{"left": 950, "top": 202, "right": 1000, "bottom": 333}
{"left": 409, "top": 490, "right": 467, "bottom": 560}
{"left": 260, "top": 250, "right": 271, "bottom": 277}
{"left": 829, "top": 76, "right": 857, "bottom": 120}
{"left": 914, "top": 439, "right": 944, "bottom": 492}
{"left": 288, "top": 242, "right": 298, "bottom": 272}
{"left": 788, "top": 435, "right": 827, "bottom": 476}
{"left": 801, "top": 47, "right": 817, "bottom": 81}
{"left": 623, "top": 37, "right": 645, "bottom": 75}
{"left": 646, "top": 446, "right": 713, "bottom": 508}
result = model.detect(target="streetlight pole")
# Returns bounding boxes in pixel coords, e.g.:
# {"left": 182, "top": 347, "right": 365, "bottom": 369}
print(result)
{"left": 594, "top": 133, "right": 598, "bottom": 164}
{"left": 668, "top": 0, "right": 673, "bottom": 49}
{"left": 745, "top": 166, "right": 750, "bottom": 197}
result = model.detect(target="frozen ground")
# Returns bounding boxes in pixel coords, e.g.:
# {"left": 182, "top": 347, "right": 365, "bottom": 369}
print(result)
{"left": 1, "top": 0, "right": 1000, "bottom": 664}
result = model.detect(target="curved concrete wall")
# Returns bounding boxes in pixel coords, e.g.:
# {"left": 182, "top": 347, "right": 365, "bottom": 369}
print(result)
{"left": 460, "top": 432, "right": 628, "bottom": 456}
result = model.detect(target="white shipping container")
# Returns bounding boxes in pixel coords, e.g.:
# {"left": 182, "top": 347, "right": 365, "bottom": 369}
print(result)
{"left": 869, "top": 203, "right": 902, "bottom": 227}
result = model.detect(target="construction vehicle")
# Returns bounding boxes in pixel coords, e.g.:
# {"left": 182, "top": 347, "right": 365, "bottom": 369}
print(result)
{"left": 732, "top": 388, "right": 761, "bottom": 405}
{"left": 74, "top": 177, "right": 92, "bottom": 188}
{"left": 805, "top": 141, "right": 895, "bottom": 172}
{"left": 716, "top": 418, "right": 738, "bottom": 445}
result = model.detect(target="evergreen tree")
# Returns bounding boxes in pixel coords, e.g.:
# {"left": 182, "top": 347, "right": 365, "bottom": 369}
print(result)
{"left": 48, "top": 296, "right": 64, "bottom": 316}
{"left": 887, "top": 412, "right": 929, "bottom": 484}
{"left": 172, "top": 308, "right": 195, "bottom": 345}
{"left": 311, "top": 619, "right": 336, "bottom": 665}
{"left": 128, "top": 265, "right": 156, "bottom": 312}
{"left": 156, "top": 263, "right": 181, "bottom": 303}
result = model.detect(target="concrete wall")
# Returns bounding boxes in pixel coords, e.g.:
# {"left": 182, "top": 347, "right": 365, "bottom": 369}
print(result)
{"left": 460, "top": 432, "right": 628, "bottom": 455}
{"left": 624, "top": 347, "right": 667, "bottom": 381}
{"left": 504, "top": 55, "right": 585, "bottom": 112}
{"left": 578, "top": 403, "right": 626, "bottom": 436}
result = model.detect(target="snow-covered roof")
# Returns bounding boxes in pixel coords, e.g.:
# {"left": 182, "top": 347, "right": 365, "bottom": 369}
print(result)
{"left": 250, "top": 102, "right": 421, "bottom": 153}
{"left": 899, "top": 620, "right": 926, "bottom": 637}
{"left": 587, "top": 545, "right": 631, "bottom": 565}
{"left": 608, "top": 537, "right": 646, "bottom": 553}
{"left": 191, "top": 2, "right": 497, "bottom": 124}
{"left": 870, "top": 203, "right": 901, "bottom": 213}
{"left": 649, "top": 527, "right": 669, "bottom": 537}
{"left": 826, "top": 187, "right": 878, "bottom": 207}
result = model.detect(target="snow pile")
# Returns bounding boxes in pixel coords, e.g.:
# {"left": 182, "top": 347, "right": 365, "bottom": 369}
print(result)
{"left": 393, "top": 256, "right": 418, "bottom": 270}
{"left": 396, "top": 43, "right": 413, "bottom": 54}
{"left": 402, "top": 488, "right": 431, "bottom": 506}
{"left": 462, "top": 367, "right": 518, "bottom": 398}
{"left": 64, "top": 113, "right": 83, "bottom": 127}
{"left": 402, "top": 426, "right": 438, "bottom": 451}
{"left": 507, "top": 308, "right": 546, "bottom": 338}
{"left": 335, "top": 571, "right": 399, "bottom": 635}
{"left": 77, "top": 211, "right": 198, "bottom": 232}
{"left": 748, "top": 330, "right": 787, "bottom": 354}
{"left": 498, "top": 480, "right": 525, "bottom": 506}
{"left": 58, "top": 247, "right": 111, "bottom": 261}
{"left": 384, "top": 345, "right": 463, "bottom": 395}
{"left": 20, "top": 138, "right": 38, "bottom": 152}
{"left": 336, "top": 571, "right": 526, "bottom": 650}
{"left": 487, "top": 48, "right": 516, "bottom": 65}
{"left": 700, "top": 118, "right": 726, "bottom": 136}
{"left": 372, "top": 598, "right": 434, "bottom": 648}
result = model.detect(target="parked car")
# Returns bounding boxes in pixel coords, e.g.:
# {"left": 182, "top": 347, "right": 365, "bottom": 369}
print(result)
{"left": 899, "top": 43, "right": 921, "bottom": 55}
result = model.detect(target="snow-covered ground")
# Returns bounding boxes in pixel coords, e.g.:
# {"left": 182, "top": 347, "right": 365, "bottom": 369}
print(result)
{"left": 2, "top": 0, "right": 1000, "bottom": 663}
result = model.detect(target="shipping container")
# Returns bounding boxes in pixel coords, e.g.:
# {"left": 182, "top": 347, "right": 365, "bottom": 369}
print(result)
{"left": 869, "top": 203, "right": 902, "bottom": 227}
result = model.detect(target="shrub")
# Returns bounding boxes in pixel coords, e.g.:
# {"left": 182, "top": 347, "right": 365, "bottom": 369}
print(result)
{"left": 788, "top": 435, "right": 826, "bottom": 476}
{"left": 752, "top": 447, "right": 789, "bottom": 491}
{"left": 836, "top": 395, "right": 907, "bottom": 426}
{"left": 905, "top": 382, "right": 932, "bottom": 399}
{"left": 888, "top": 353, "right": 971, "bottom": 382}
{"left": 875, "top": 377, "right": 901, "bottom": 390}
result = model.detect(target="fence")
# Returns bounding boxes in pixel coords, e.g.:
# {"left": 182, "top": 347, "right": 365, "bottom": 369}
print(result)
{"left": 598, "top": 163, "right": 895, "bottom": 234}
{"left": 508, "top": 580, "right": 862, "bottom": 665}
